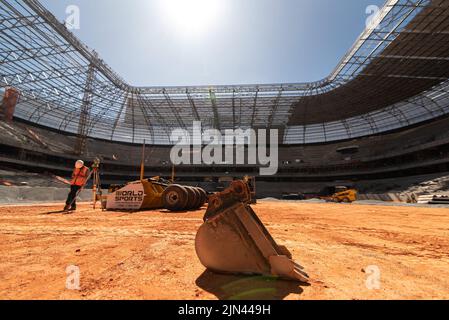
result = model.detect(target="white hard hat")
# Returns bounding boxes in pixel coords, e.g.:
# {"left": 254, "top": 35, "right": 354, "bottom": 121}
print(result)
{"left": 75, "top": 160, "right": 84, "bottom": 169}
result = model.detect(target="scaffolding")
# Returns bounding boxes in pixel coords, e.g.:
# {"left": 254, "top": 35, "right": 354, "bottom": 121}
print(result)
{"left": 0, "top": 0, "right": 448, "bottom": 147}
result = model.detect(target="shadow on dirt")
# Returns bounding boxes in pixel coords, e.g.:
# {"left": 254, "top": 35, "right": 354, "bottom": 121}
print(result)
{"left": 40, "top": 210, "right": 69, "bottom": 215}
{"left": 158, "top": 208, "right": 205, "bottom": 214}
{"left": 158, "top": 209, "right": 190, "bottom": 214}
{"left": 196, "top": 270, "right": 308, "bottom": 300}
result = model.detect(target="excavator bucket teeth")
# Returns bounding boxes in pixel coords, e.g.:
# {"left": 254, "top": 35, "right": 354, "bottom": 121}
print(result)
{"left": 195, "top": 181, "right": 309, "bottom": 283}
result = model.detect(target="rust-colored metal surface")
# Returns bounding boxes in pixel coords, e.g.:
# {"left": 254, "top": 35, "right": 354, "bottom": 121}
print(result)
{"left": 1, "top": 88, "right": 19, "bottom": 121}
{"left": 196, "top": 180, "right": 309, "bottom": 282}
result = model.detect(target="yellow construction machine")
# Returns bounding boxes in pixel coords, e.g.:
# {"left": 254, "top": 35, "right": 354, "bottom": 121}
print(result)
{"left": 105, "top": 177, "right": 208, "bottom": 211}
{"left": 195, "top": 180, "right": 309, "bottom": 282}
{"left": 105, "top": 177, "right": 167, "bottom": 210}
{"left": 104, "top": 142, "right": 207, "bottom": 211}
{"left": 322, "top": 186, "right": 357, "bottom": 203}
{"left": 161, "top": 184, "right": 207, "bottom": 211}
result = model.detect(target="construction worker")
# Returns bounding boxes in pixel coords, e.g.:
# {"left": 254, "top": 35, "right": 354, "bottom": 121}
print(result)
{"left": 64, "top": 160, "right": 90, "bottom": 211}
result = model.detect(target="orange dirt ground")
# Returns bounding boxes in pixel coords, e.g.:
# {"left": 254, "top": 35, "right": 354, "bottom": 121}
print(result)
{"left": 0, "top": 201, "right": 448, "bottom": 300}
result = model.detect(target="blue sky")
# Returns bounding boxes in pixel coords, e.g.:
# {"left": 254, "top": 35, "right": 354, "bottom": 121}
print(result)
{"left": 41, "top": 0, "right": 385, "bottom": 87}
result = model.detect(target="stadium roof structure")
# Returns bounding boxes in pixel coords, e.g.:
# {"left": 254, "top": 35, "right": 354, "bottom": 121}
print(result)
{"left": 1, "top": 0, "right": 449, "bottom": 147}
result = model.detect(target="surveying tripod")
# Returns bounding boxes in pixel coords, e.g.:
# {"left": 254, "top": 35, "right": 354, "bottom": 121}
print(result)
{"left": 91, "top": 158, "right": 102, "bottom": 209}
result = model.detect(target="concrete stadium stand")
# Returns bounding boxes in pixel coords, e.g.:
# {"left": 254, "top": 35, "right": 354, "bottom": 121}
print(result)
{"left": 357, "top": 193, "right": 413, "bottom": 203}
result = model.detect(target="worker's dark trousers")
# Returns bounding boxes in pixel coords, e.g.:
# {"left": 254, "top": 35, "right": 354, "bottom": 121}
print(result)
{"left": 66, "top": 185, "right": 81, "bottom": 209}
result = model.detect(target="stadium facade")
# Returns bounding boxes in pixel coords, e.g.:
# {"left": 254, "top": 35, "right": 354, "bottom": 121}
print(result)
{"left": 1, "top": 0, "right": 449, "bottom": 196}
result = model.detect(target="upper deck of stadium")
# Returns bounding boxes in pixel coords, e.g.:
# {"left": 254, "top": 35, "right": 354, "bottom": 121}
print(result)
{"left": 1, "top": 0, "right": 449, "bottom": 144}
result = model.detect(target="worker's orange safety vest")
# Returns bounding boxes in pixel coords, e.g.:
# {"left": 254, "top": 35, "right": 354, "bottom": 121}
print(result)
{"left": 71, "top": 166, "right": 90, "bottom": 186}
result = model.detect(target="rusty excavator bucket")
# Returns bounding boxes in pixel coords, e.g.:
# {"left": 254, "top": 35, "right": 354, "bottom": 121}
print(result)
{"left": 195, "top": 180, "right": 309, "bottom": 282}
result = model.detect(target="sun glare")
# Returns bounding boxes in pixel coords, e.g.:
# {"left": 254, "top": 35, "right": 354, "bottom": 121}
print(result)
{"left": 158, "top": 0, "right": 223, "bottom": 37}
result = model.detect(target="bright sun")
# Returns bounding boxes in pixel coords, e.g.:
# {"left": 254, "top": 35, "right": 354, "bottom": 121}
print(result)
{"left": 158, "top": 0, "right": 223, "bottom": 37}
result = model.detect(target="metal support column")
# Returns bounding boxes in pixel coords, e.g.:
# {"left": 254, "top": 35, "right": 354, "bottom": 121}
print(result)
{"left": 74, "top": 62, "right": 95, "bottom": 155}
